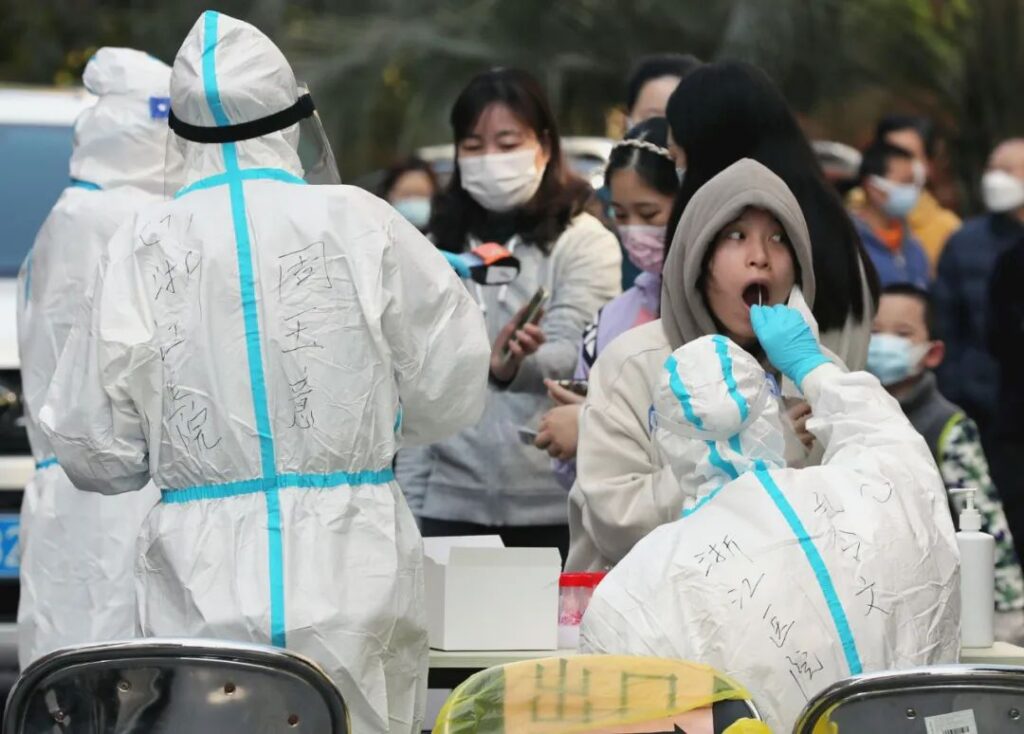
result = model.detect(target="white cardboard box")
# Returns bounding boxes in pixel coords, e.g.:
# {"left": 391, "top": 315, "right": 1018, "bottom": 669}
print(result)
{"left": 423, "top": 535, "right": 561, "bottom": 651}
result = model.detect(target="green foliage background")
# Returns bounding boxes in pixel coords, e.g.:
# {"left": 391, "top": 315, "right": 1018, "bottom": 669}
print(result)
{"left": 2, "top": 0, "right": 1022, "bottom": 209}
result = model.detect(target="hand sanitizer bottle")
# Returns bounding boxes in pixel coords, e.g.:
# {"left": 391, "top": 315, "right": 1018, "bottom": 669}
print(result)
{"left": 954, "top": 487, "right": 994, "bottom": 648}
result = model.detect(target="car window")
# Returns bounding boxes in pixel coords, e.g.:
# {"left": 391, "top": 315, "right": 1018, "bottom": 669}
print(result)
{"left": 0, "top": 124, "right": 74, "bottom": 277}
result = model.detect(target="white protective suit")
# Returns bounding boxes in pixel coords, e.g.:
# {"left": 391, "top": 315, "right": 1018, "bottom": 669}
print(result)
{"left": 16, "top": 48, "right": 168, "bottom": 668}
{"left": 40, "top": 11, "right": 491, "bottom": 734}
{"left": 580, "top": 335, "right": 960, "bottom": 732}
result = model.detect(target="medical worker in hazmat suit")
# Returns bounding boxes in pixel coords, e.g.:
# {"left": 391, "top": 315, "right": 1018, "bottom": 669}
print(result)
{"left": 17, "top": 48, "right": 167, "bottom": 668}
{"left": 580, "top": 309, "right": 960, "bottom": 730}
{"left": 40, "top": 11, "right": 490, "bottom": 734}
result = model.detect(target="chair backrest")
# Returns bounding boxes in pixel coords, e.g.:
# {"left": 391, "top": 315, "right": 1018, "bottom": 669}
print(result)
{"left": 433, "top": 655, "right": 764, "bottom": 733}
{"left": 794, "top": 664, "right": 1024, "bottom": 734}
{"left": 3, "top": 638, "right": 350, "bottom": 734}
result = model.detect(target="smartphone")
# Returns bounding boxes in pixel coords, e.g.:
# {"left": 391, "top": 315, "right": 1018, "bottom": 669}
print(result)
{"left": 502, "top": 286, "right": 549, "bottom": 359}
{"left": 555, "top": 379, "right": 589, "bottom": 397}
{"left": 517, "top": 426, "right": 539, "bottom": 445}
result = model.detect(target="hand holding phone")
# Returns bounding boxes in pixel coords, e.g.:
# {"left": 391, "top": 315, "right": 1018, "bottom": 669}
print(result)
{"left": 501, "top": 287, "right": 548, "bottom": 359}
{"left": 517, "top": 426, "right": 539, "bottom": 446}
{"left": 490, "top": 287, "right": 549, "bottom": 383}
{"left": 545, "top": 378, "right": 586, "bottom": 407}
{"left": 555, "top": 379, "right": 588, "bottom": 397}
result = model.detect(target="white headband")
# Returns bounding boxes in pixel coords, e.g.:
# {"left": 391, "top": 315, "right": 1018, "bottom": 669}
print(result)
{"left": 612, "top": 137, "right": 674, "bottom": 162}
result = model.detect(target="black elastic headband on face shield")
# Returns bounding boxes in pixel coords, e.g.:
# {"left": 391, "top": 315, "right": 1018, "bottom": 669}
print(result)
{"left": 168, "top": 93, "right": 315, "bottom": 144}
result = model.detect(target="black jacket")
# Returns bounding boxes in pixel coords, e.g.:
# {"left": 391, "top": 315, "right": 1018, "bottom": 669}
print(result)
{"left": 935, "top": 213, "right": 1024, "bottom": 430}
{"left": 988, "top": 234, "right": 1024, "bottom": 438}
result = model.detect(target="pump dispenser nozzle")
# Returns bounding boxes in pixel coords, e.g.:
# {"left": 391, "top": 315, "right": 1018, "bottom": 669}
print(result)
{"left": 951, "top": 487, "right": 982, "bottom": 532}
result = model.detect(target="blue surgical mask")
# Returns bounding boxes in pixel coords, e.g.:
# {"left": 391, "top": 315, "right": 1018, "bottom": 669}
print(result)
{"left": 870, "top": 175, "right": 921, "bottom": 219}
{"left": 393, "top": 197, "right": 431, "bottom": 230}
{"left": 866, "top": 333, "right": 929, "bottom": 386}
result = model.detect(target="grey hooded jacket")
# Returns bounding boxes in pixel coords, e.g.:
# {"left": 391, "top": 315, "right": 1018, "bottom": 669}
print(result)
{"left": 567, "top": 159, "right": 835, "bottom": 571}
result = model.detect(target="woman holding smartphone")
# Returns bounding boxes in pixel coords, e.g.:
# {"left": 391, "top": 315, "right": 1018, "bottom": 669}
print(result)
{"left": 395, "top": 68, "right": 621, "bottom": 561}
{"left": 537, "top": 118, "right": 678, "bottom": 476}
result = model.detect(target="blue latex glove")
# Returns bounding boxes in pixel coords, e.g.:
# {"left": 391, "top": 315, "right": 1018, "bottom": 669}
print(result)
{"left": 441, "top": 250, "right": 472, "bottom": 279}
{"left": 750, "top": 304, "right": 830, "bottom": 387}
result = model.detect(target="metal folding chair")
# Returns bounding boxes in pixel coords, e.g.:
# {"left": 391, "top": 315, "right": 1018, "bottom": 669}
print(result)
{"left": 3, "top": 638, "right": 350, "bottom": 734}
{"left": 794, "top": 664, "right": 1024, "bottom": 733}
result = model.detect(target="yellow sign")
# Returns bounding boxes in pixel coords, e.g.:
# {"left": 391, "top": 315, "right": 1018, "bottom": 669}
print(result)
{"left": 435, "top": 655, "right": 761, "bottom": 734}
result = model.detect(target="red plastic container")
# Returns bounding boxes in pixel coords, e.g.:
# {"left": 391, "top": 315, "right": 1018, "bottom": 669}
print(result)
{"left": 558, "top": 572, "right": 607, "bottom": 648}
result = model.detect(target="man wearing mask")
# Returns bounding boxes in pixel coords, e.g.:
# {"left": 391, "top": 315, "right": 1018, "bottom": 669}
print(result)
{"left": 851, "top": 142, "right": 930, "bottom": 289}
{"left": 934, "top": 138, "right": 1024, "bottom": 435}
{"left": 876, "top": 115, "right": 961, "bottom": 269}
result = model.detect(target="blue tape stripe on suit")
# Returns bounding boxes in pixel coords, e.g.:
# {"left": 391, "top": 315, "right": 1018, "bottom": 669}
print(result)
{"left": 753, "top": 460, "right": 863, "bottom": 675}
{"left": 201, "top": 9, "right": 285, "bottom": 648}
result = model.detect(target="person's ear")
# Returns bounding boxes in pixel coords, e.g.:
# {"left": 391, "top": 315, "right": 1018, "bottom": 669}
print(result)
{"left": 922, "top": 339, "right": 945, "bottom": 370}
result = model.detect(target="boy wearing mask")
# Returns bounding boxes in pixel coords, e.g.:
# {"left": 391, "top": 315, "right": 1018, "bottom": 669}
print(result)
{"left": 868, "top": 283, "right": 1023, "bottom": 616}
{"left": 852, "top": 143, "right": 930, "bottom": 289}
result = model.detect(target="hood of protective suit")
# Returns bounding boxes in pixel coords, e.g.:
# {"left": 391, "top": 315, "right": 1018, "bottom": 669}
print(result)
{"left": 661, "top": 159, "right": 817, "bottom": 350}
{"left": 69, "top": 48, "right": 170, "bottom": 194}
{"left": 169, "top": 11, "right": 303, "bottom": 182}
{"left": 655, "top": 334, "right": 786, "bottom": 495}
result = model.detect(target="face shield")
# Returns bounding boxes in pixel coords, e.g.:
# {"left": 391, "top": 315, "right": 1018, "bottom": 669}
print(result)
{"left": 167, "top": 83, "right": 340, "bottom": 196}
{"left": 293, "top": 83, "right": 341, "bottom": 185}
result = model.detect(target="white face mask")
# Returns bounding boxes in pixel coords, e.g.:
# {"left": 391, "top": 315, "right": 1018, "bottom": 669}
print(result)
{"left": 870, "top": 175, "right": 921, "bottom": 219}
{"left": 866, "top": 333, "right": 930, "bottom": 386}
{"left": 982, "top": 170, "right": 1024, "bottom": 213}
{"left": 458, "top": 148, "right": 546, "bottom": 213}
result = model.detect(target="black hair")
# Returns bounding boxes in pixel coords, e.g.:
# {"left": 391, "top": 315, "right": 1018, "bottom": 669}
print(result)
{"left": 430, "top": 67, "right": 591, "bottom": 254}
{"left": 882, "top": 283, "right": 938, "bottom": 338}
{"left": 664, "top": 60, "right": 879, "bottom": 332}
{"left": 859, "top": 141, "right": 914, "bottom": 182}
{"left": 625, "top": 54, "right": 702, "bottom": 114}
{"left": 604, "top": 117, "right": 678, "bottom": 197}
{"left": 875, "top": 114, "right": 937, "bottom": 159}
{"left": 379, "top": 157, "right": 439, "bottom": 201}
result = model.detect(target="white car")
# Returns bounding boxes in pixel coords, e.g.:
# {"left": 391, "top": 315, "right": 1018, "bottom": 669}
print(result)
{"left": 0, "top": 86, "right": 94, "bottom": 661}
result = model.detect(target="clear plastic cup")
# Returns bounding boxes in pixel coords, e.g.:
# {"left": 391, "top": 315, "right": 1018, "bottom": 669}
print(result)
{"left": 558, "top": 572, "right": 607, "bottom": 649}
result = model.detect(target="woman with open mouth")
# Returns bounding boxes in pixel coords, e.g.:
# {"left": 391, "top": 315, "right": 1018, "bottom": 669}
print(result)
{"left": 567, "top": 157, "right": 838, "bottom": 572}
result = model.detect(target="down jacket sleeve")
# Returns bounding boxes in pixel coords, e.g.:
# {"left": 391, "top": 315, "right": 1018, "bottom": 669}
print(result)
{"left": 567, "top": 334, "right": 685, "bottom": 571}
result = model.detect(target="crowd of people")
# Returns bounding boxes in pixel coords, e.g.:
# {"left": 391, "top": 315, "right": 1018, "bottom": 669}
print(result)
{"left": 15, "top": 8, "right": 1024, "bottom": 732}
